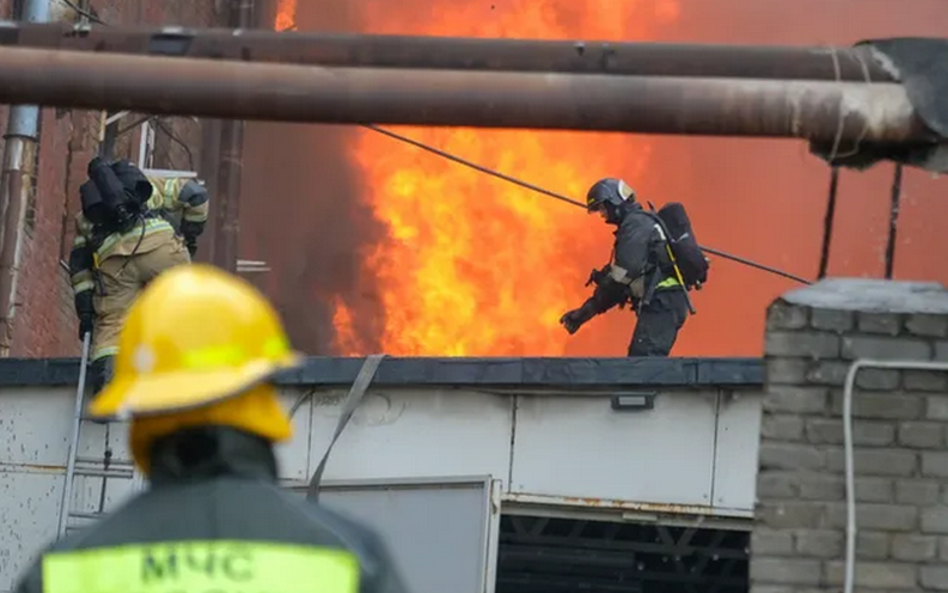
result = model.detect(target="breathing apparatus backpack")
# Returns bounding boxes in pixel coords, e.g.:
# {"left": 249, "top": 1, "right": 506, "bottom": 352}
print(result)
{"left": 80, "top": 158, "right": 154, "bottom": 234}
{"left": 646, "top": 202, "right": 710, "bottom": 291}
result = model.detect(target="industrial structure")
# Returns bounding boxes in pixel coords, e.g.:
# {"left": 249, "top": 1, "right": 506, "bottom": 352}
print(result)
{"left": 0, "top": 356, "right": 763, "bottom": 593}
{"left": 0, "top": 3, "right": 947, "bottom": 593}
{"left": 4, "top": 278, "right": 948, "bottom": 593}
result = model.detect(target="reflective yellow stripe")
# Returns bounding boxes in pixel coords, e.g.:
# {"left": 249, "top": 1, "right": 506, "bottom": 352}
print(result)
{"left": 42, "top": 540, "right": 360, "bottom": 593}
{"left": 92, "top": 346, "right": 120, "bottom": 361}
{"left": 663, "top": 243, "right": 689, "bottom": 289}
{"left": 183, "top": 344, "right": 245, "bottom": 369}
{"left": 657, "top": 276, "right": 680, "bottom": 289}
{"left": 71, "top": 268, "right": 93, "bottom": 281}
{"left": 96, "top": 218, "right": 174, "bottom": 257}
{"left": 182, "top": 336, "right": 290, "bottom": 370}
{"left": 72, "top": 280, "right": 94, "bottom": 294}
{"left": 263, "top": 335, "right": 290, "bottom": 358}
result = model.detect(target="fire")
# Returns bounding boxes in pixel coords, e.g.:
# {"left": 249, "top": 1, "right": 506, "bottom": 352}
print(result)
{"left": 266, "top": 0, "right": 948, "bottom": 359}
{"left": 331, "top": 295, "right": 362, "bottom": 355}
{"left": 274, "top": 0, "right": 296, "bottom": 31}
{"left": 275, "top": 0, "right": 680, "bottom": 356}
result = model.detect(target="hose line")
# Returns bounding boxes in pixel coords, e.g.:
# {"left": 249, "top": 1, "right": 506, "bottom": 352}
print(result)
{"left": 365, "top": 123, "right": 813, "bottom": 285}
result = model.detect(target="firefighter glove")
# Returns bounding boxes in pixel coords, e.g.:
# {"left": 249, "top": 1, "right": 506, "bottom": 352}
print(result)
{"left": 559, "top": 300, "right": 598, "bottom": 335}
{"left": 185, "top": 237, "right": 198, "bottom": 257}
{"left": 75, "top": 290, "right": 95, "bottom": 341}
{"left": 79, "top": 315, "right": 94, "bottom": 341}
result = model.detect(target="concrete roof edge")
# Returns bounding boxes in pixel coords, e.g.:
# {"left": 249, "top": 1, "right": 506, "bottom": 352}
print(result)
{"left": 0, "top": 356, "right": 764, "bottom": 389}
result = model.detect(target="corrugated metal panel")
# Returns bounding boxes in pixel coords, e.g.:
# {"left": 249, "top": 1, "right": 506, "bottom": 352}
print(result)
{"left": 289, "top": 476, "right": 501, "bottom": 593}
{"left": 509, "top": 391, "right": 720, "bottom": 507}
{"left": 0, "top": 381, "right": 764, "bottom": 592}
{"left": 304, "top": 388, "right": 514, "bottom": 483}
{"left": 711, "top": 391, "right": 763, "bottom": 510}
{"left": 0, "top": 471, "right": 61, "bottom": 590}
{"left": 272, "top": 389, "right": 314, "bottom": 481}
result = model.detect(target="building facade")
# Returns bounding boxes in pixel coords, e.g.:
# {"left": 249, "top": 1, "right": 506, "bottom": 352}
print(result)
{"left": 4, "top": 278, "right": 948, "bottom": 592}
{"left": 0, "top": 0, "right": 225, "bottom": 358}
{"left": 0, "top": 356, "right": 763, "bottom": 593}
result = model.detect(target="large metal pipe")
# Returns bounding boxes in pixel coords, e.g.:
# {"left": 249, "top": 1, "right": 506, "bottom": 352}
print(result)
{"left": 0, "top": 46, "right": 930, "bottom": 143}
{"left": 0, "top": 21, "right": 896, "bottom": 82}
{"left": 212, "top": 0, "right": 254, "bottom": 274}
{"left": 0, "top": 0, "right": 50, "bottom": 357}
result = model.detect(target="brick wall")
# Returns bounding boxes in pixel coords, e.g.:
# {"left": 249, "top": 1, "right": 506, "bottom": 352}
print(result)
{"left": 2, "top": 0, "right": 226, "bottom": 357}
{"left": 751, "top": 278, "right": 948, "bottom": 592}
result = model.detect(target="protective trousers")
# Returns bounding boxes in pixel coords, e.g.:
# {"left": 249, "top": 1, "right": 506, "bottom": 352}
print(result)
{"left": 89, "top": 236, "right": 191, "bottom": 394}
{"left": 628, "top": 288, "right": 689, "bottom": 357}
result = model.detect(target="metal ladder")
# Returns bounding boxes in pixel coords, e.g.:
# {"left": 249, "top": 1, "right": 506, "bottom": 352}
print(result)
{"left": 55, "top": 333, "right": 147, "bottom": 539}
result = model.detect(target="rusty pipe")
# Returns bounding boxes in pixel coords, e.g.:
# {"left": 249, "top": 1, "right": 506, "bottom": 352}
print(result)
{"left": 0, "top": 0, "right": 50, "bottom": 357}
{"left": 0, "top": 138, "right": 35, "bottom": 356}
{"left": 212, "top": 0, "right": 254, "bottom": 274}
{"left": 0, "top": 46, "right": 931, "bottom": 142}
{"left": 0, "top": 21, "right": 897, "bottom": 82}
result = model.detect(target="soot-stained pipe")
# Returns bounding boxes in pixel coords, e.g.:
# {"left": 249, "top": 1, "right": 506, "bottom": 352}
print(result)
{"left": 211, "top": 0, "right": 255, "bottom": 274}
{"left": 0, "top": 21, "right": 897, "bottom": 82}
{"left": 0, "top": 47, "right": 931, "bottom": 144}
{"left": 0, "top": 0, "right": 50, "bottom": 357}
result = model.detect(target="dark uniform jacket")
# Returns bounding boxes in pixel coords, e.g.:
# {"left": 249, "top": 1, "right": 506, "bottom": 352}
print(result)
{"left": 14, "top": 426, "right": 408, "bottom": 593}
{"left": 589, "top": 204, "right": 676, "bottom": 315}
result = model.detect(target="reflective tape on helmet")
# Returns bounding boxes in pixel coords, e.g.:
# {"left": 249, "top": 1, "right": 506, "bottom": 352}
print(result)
{"left": 181, "top": 336, "right": 290, "bottom": 370}
{"left": 181, "top": 344, "right": 246, "bottom": 369}
{"left": 41, "top": 540, "right": 360, "bottom": 593}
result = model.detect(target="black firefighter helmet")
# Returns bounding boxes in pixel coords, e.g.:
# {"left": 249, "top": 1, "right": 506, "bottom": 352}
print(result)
{"left": 586, "top": 178, "right": 636, "bottom": 224}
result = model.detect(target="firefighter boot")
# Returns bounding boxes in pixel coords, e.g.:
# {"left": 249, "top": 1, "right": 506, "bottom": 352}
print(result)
{"left": 89, "top": 355, "right": 115, "bottom": 397}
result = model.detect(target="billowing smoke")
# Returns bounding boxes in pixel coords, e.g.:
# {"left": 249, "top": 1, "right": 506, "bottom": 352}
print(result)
{"left": 240, "top": 121, "right": 387, "bottom": 354}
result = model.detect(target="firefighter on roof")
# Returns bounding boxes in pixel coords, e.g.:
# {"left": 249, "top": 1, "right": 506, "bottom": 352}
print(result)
{"left": 14, "top": 264, "right": 409, "bottom": 593}
{"left": 559, "top": 178, "right": 692, "bottom": 357}
{"left": 69, "top": 158, "right": 209, "bottom": 394}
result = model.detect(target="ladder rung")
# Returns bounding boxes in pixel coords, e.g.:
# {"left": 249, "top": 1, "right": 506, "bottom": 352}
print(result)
{"left": 76, "top": 456, "right": 134, "bottom": 467}
{"left": 78, "top": 415, "right": 112, "bottom": 422}
{"left": 73, "top": 468, "right": 134, "bottom": 479}
{"left": 68, "top": 511, "right": 106, "bottom": 521}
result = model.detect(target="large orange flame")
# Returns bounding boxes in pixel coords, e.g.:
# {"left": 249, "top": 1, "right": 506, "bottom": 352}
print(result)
{"left": 272, "top": 0, "right": 681, "bottom": 356}
{"left": 268, "top": 0, "right": 948, "bottom": 359}
{"left": 274, "top": 0, "right": 296, "bottom": 31}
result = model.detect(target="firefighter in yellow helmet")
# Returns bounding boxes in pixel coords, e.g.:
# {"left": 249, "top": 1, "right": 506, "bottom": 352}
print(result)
{"left": 13, "top": 265, "right": 409, "bottom": 593}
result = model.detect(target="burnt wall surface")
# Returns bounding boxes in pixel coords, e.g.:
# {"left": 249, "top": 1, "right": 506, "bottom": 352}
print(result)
{"left": 0, "top": 0, "right": 223, "bottom": 358}
{"left": 752, "top": 278, "right": 948, "bottom": 592}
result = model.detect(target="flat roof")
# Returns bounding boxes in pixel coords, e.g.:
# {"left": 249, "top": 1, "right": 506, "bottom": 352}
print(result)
{"left": 0, "top": 356, "right": 762, "bottom": 389}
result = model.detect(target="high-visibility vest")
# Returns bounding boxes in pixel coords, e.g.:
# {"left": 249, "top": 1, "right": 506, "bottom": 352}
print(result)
{"left": 41, "top": 540, "right": 361, "bottom": 593}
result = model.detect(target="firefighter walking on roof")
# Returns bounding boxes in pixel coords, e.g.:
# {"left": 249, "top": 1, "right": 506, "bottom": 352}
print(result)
{"left": 69, "top": 157, "right": 209, "bottom": 394}
{"left": 559, "top": 178, "right": 708, "bottom": 357}
{"left": 13, "top": 264, "right": 409, "bottom": 593}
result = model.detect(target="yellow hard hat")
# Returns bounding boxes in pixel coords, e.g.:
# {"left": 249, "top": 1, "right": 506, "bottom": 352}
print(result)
{"left": 89, "top": 263, "right": 302, "bottom": 421}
